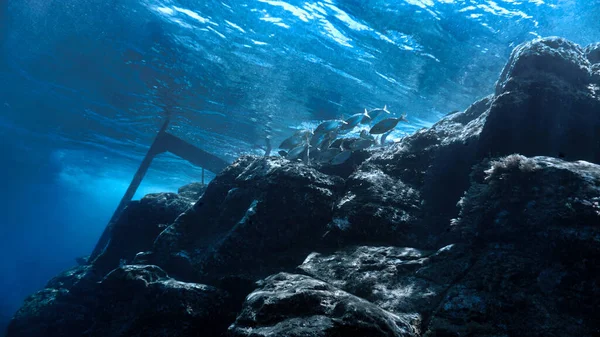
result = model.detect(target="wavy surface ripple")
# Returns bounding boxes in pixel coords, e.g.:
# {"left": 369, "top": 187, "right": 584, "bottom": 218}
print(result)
{"left": 1, "top": 0, "right": 599, "bottom": 181}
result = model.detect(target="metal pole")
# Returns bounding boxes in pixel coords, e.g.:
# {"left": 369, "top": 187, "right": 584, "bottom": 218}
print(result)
{"left": 89, "top": 117, "right": 170, "bottom": 261}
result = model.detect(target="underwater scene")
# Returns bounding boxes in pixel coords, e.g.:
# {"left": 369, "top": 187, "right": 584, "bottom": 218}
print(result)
{"left": 1, "top": 0, "right": 600, "bottom": 336}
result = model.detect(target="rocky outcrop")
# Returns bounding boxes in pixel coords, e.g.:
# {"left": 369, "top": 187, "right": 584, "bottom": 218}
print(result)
{"left": 177, "top": 181, "right": 208, "bottom": 200}
{"left": 299, "top": 155, "right": 600, "bottom": 336}
{"left": 228, "top": 273, "right": 417, "bottom": 337}
{"left": 6, "top": 36, "right": 600, "bottom": 337}
{"left": 150, "top": 157, "right": 344, "bottom": 283}
{"left": 91, "top": 191, "right": 196, "bottom": 276}
{"left": 6, "top": 265, "right": 237, "bottom": 337}
{"left": 427, "top": 155, "right": 600, "bottom": 336}
{"left": 480, "top": 37, "right": 600, "bottom": 164}
{"left": 324, "top": 93, "right": 490, "bottom": 248}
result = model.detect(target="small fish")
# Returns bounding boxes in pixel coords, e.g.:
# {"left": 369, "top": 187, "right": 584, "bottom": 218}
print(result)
{"left": 370, "top": 117, "right": 401, "bottom": 135}
{"left": 318, "top": 148, "right": 342, "bottom": 162}
{"left": 311, "top": 130, "right": 338, "bottom": 148}
{"left": 314, "top": 120, "right": 347, "bottom": 135}
{"left": 341, "top": 111, "right": 370, "bottom": 130}
{"left": 359, "top": 129, "right": 375, "bottom": 141}
{"left": 380, "top": 130, "right": 393, "bottom": 145}
{"left": 279, "top": 130, "right": 311, "bottom": 150}
{"left": 329, "top": 138, "right": 345, "bottom": 149}
{"left": 287, "top": 144, "right": 309, "bottom": 160}
{"left": 330, "top": 150, "right": 352, "bottom": 165}
{"left": 362, "top": 105, "right": 390, "bottom": 124}
{"left": 399, "top": 112, "right": 408, "bottom": 122}
{"left": 360, "top": 108, "right": 373, "bottom": 124}
{"left": 320, "top": 131, "right": 338, "bottom": 150}
{"left": 349, "top": 138, "right": 374, "bottom": 151}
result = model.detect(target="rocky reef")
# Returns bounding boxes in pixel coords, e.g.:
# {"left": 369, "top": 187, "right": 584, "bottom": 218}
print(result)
{"left": 5, "top": 37, "right": 600, "bottom": 337}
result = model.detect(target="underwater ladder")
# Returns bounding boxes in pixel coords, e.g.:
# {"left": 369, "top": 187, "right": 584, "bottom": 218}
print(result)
{"left": 88, "top": 117, "right": 229, "bottom": 262}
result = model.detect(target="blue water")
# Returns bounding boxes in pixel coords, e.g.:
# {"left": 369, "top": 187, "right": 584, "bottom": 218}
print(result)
{"left": 1, "top": 0, "right": 599, "bottom": 331}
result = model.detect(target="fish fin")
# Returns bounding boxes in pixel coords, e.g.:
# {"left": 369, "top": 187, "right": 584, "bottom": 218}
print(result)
{"left": 383, "top": 105, "right": 389, "bottom": 113}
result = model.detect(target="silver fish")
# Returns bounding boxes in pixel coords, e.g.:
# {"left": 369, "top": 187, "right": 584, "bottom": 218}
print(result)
{"left": 349, "top": 138, "right": 374, "bottom": 151}
{"left": 329, "top": 138, "right": 345, "bottom": 150}
{"left": 369, "top": 117, "right": 401, "bottom": 135}
{"left": 368, "top": 106, "right": 391, "bottom": 122}
{"left": 361, "top": 105, "right": 390, "bottom": 124}
{"left": 314, "top": 120, "right": 346, "bottom": 135}
{"left": 279, "top": 130, "right": 312, "bottom": 150}
{"left": 287, "top": 144, "right": 309, "bottom": 160}
{"left": 330, "top": 150, "right": 352, "bottom": 165}
{"left": 380, "top": 130, "right": 393, "bottom": 145}
{"left": 341, "top": 111, "right": 370, "bottom": 131}
{"left": 311, "top": 130, "right": 338, "bottom": 148}
{"left": 320, "top": 131, "right": 338, "bottom": 150}
{"left": 359, "top": 130, "right": 375, "bottom": 141}
{"left": 318, "top": 148, "right": 342, "bottom": 162}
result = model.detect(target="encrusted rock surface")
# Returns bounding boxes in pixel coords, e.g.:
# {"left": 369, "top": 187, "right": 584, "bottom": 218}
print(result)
{"left": 480, "top": 37, "right": 600, "bottom": 164}
{"left": 6, "top": 36, "right": 600, "bottom": 337}
{"left": 150, "top": 157, "right": 344, "bottom": 283}
{"left": 6, "top": 265, "right": 236, "bottom": 337}
{"left": 228, "top": 273, "right": 417, "bottom": 337}
{"left": 91, "top": 192, "right": 196, "bottom": 275}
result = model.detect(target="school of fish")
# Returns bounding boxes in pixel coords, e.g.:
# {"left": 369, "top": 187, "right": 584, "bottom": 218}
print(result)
{"left": 277, "top": 106, "right": 408, "bottom": 165}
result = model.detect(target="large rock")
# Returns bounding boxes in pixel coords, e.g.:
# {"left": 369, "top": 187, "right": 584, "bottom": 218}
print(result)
{"left": 177, "top": 181, "right": 208, "bottom": 200}
{"left": 150, "top": 156, "right": 344, "bottom": 283}
{"left": 91, "top": 192, "right": 195, "bottom": 276}
{"left": 428, "top": 155, "right": 600, "bottom": 336}
{"left": 303, "top": 155, "right": 600, "bottom": 336}
{"left": 480, "top": 37, "right": 600, "bottom": 164}
{"left": 299, "top": 244, "right": 472, "bottom": 326}
{"left": 6, "top": 265, "right": 236, "bottom": 337}
{"left": 228, "top": 272, "right": 417, "bottom": 337}
{"left": 325, "top": 94, "right": 491, "bottom": 248}
{"left": 584, "top": 42, "right": 600, "bottom": 64}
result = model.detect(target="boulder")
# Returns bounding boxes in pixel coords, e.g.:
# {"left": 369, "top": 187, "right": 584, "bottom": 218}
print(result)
{"left": 299, "top": 244, "right": 472, "bottom": 324}
{"left": 151, "top": 156, "right": 344, "bottom": 283}
{"left": 228, "top": 272, "right": 417, "bottom": 337}
{"left": 325, "top": 95, "right": 491, "bottom": 248}
{"left": 585, "top": 42, "right": 600, "bottom": 64}
{"left": 177, "top": 181, "right": 207, "bottom": 200}
{"left": 91, "top": 265, "right": 235, "bottom": 337}
{"left": 92, "top": 192, "right": 194, "bottom": 276}
{"left": 479, "top": 37, "right": 600, "bottom": 164}
{"left": 428, "top": 155, "right": 600, "bottom": 336}
{"left": 6, "top": 265, "right": 236, "bottom": 337}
